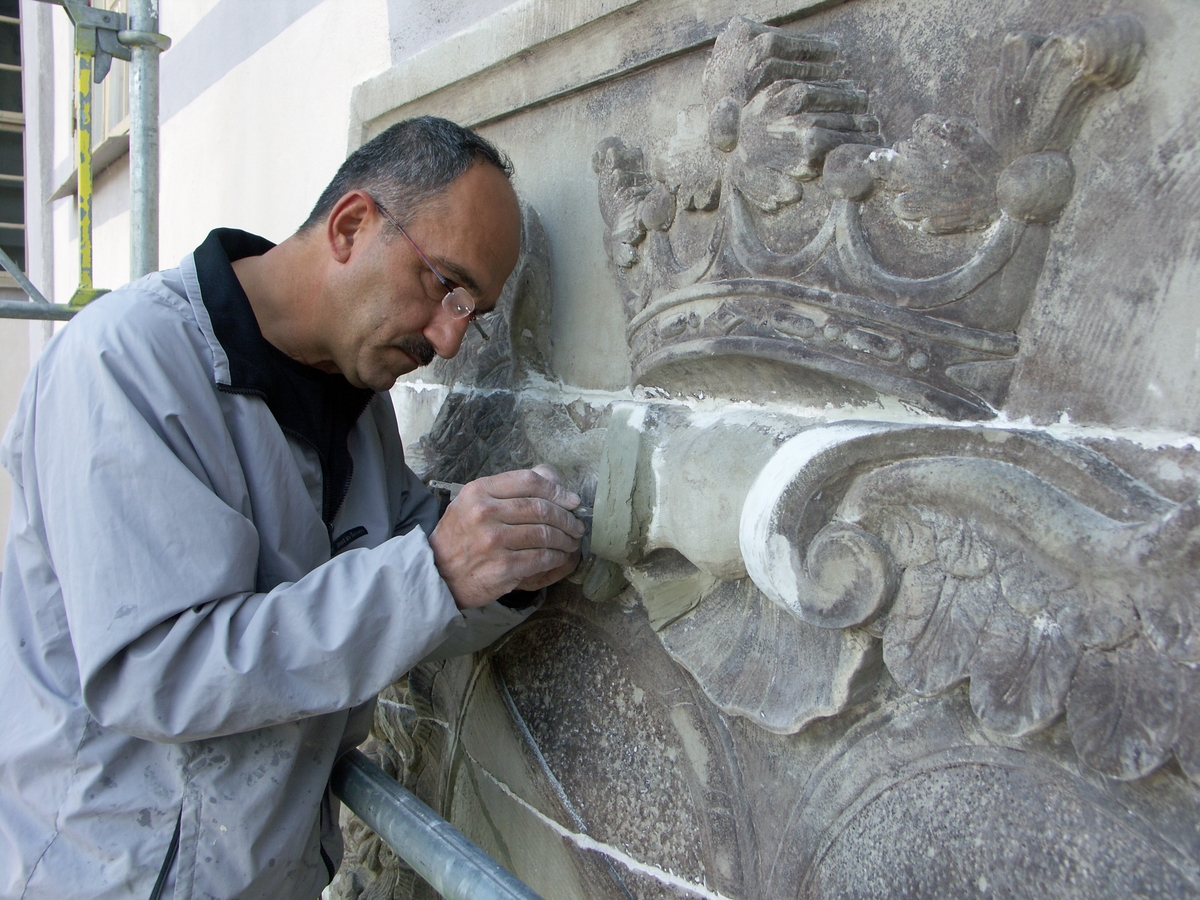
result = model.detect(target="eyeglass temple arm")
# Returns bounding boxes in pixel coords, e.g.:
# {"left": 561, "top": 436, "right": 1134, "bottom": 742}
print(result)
{"left": 376, "top": 199, "right": 490, "bottom": 342}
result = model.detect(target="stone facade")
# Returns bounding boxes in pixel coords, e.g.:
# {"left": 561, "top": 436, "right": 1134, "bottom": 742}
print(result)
{"left": 330, "top": 1, "right": 1200, "bottom": 898}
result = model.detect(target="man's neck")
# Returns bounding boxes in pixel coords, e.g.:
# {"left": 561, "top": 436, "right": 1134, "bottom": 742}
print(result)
{"left": 231, "top": 235, "right": 339, "bottom": 374}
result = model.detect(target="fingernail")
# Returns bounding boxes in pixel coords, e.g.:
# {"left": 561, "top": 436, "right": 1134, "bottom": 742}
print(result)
{"left": 566, "top": 492, "right": 581, "bottom": 507}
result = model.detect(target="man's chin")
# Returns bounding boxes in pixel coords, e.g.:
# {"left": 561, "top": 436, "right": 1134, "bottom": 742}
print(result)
{"left": 360, "top": 350, "right": 422, "bottom": 391}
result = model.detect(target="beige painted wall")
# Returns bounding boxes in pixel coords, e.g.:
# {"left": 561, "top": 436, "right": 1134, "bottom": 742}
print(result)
{"left": 42, "top": 0, "right": 394, "bottom": 297}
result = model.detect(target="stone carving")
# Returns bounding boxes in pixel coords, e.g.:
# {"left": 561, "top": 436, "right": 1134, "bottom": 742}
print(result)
{"left": 655, "top": 572, "right": 882, "bottom": 734}
{"left": 588, "top": 409, "right": 1200, "bottom": 785}
{"left": 338, "top": 591, "right": 1200, "bottom": 900}
{"left": 398, "top": 200, "right": 558, "bottom": 486}
{"left": 741, "top": 423, "right": 1200, "bottom": 782}
{"left": 593, "top": 14, "right": 1145, "bottom": 418}
{"left": 771, "top": 690, "right": 1200, "bottom": 897}
{"left": 343, "top": 7, "right": 1200, "bottom": 900}
{"left": 580, "top": 12, "right": 1198, "bottom": 790}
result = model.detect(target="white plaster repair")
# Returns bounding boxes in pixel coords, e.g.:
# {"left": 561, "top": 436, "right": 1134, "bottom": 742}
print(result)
{"left": 741, "top": 422, "right": 897, "bottom": 606}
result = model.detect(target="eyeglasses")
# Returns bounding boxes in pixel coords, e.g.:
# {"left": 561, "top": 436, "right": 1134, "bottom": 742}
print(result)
{"left": 371, "top": 197, "right": 490, "bottom": 341}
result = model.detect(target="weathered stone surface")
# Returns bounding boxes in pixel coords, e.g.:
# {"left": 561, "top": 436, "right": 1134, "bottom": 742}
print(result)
{"left": 658, "top": 576, "right": 881, "bottom": 734}
{"left": 593, "top": 12, "right": 1146, "bottom": 420}
{"left": 338, "top": 2, "right": 1200, "bottom": 898}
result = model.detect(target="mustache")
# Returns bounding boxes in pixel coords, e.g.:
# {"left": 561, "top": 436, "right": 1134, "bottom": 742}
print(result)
{"left": 396, "top": 335, "right": 437, "bottom": 367}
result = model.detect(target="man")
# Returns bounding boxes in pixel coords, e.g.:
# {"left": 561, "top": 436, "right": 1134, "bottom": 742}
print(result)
{"left": 0, "top": 117, "right": 583, "bottom": 898}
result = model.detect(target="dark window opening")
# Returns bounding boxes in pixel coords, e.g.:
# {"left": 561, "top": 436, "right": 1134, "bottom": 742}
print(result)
{"left": 0, "top": 1, "right": 23, "bottom": 278}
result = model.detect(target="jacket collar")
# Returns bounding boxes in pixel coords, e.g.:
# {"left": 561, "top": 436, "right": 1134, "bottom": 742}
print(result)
{"left": 192, "top": 228, "right": 374, "bottom": 528}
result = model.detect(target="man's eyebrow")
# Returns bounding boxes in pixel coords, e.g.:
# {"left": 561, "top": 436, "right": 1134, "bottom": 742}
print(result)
{"left": 433, "top": 258, "right": 482, "bottom": 297}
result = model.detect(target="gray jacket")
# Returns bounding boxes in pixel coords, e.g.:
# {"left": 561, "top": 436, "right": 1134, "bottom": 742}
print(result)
{"left": 0, "top": 230, "right": 530, "bottom": 899}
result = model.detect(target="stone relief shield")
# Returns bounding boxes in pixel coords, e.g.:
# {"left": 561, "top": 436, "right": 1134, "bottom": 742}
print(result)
{"left": 333, "top": 6, "right": 1200, "bottom": 900}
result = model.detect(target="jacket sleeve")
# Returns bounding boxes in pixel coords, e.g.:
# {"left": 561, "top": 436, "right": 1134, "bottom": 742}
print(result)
{"left": 19, "top": 296, "right": 461, "bottom": 743}
{"left": 371, "top": 398, "right": 541, "bottom": 664}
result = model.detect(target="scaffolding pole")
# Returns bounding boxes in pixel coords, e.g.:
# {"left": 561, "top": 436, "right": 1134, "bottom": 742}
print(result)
{"left": 70, "top": 39, "right": 103, "bottom": 308}
{"left": 0, "top": 0, "right": 169, "bottom": 321}
{"left": 126, "top": 0, "right": 168, "bottom": 278}
{"left": 0, "top": 245, "right": 72, "bottom": 319}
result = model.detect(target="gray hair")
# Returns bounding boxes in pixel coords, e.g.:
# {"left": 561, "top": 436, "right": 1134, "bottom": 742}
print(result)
{"left": 299, "top": 116, "right": 513, "bottom": 232}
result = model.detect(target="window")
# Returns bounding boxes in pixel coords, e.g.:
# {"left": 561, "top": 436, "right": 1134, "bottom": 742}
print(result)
{"left": 93, "top": 0, "right": 128, "bottom": 147}
{"left": 0, "top": 0, "right": 23, "bottom": 274}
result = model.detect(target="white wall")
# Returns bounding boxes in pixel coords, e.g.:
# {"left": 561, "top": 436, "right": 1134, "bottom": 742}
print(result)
{"left": 1, "top": 0, "right": 523, "bottom": 568}
{"left": 158, "top": 0, "right": 391, "bottom": 259}
{"left": 0, "top": 311, "right": 29, "bottom": 557}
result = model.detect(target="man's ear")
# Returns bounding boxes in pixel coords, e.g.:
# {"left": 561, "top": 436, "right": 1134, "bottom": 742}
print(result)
{"left": 325, "top": 190, "right": 375, "bottom": 263}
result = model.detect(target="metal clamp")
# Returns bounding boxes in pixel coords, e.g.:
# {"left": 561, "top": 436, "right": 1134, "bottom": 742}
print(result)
{"left": 118, "top": 29, "right": 172, "bottom": 53}
{"left": 35, "top": 0, "right": 131, "bottom": 81}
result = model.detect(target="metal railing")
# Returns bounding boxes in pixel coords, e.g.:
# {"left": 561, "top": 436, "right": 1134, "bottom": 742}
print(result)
{"left": 331, "top": 750, "right": 544, "bottom": 900}
{"left": 0, "top": 246, "right": 75, "bottom": 320}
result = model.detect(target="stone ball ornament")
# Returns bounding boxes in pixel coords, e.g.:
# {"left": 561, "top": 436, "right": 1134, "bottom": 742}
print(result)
{"left": 997, "top": 151, "right": 1076, "bottom": 223}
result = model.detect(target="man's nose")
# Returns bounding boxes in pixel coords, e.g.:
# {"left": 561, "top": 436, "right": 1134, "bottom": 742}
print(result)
{"left": 424, "top": 310, "right": 470, "bottom": 359}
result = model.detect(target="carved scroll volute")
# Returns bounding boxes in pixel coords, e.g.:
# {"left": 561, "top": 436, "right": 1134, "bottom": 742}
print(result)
{"left": 741, "top": 424, "right": 1200, "bottom": 783}
{"left": 741, "top": 422, "right": 904, "bottom": 629}
{"left": 588, "top": 409, "right": 887, "bottom": 735}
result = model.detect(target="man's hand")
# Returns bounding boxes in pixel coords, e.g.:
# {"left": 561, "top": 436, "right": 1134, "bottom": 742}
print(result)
{"left": 429, "top": 465, "right": 585, "bottom": 609}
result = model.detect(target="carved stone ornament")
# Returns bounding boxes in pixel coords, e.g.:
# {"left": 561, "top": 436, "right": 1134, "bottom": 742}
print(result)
{"left": 741, "top": 422, "right": 1200, "bottom": 781}
{"left": 339, "top": 9, "right": 1200, "bottom": 900}
{"left": 593, "top": 14, "right": 1145, "bottom": 418}
{"left": 579, "top": 15, "right": 1200, "bottom": 790}
{"left": 583, "top": 407, "right": 1200, "bottom": 786}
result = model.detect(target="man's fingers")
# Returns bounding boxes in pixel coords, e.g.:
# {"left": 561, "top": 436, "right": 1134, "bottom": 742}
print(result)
{"left": 470, "top": 468, "right": 580, "bottom": 510}
{"left": 530, "top": 463, "right": 562, "bottom": 485}
{"left": 516, "top": 551, "right": 582, "bottom": 592}
{"left": 447, "top": 494, "right": 585, "bottom": 539}
{"left": 476, "top": 547, "right": 577, "bottom": 593}
{"left": 499, "top": 522, "right": 581, "bottom": 554}
{"left": 432, "top": 466, "right": 586, "bottom": 609}
{"left": 492, "top": 496, "right": 586, "bottom": 537}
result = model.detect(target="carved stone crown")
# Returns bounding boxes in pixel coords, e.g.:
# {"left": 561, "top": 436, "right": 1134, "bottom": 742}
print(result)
{"left": 594, "top": 15, "right": 1145, "bottom": 418}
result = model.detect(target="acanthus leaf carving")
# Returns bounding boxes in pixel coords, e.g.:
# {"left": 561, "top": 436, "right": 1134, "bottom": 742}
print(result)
{"left": 1130, "top": 497, "right": 1200, "bottom": 664}
{"left": 739, "top": 424, "right": 1200, "bottom": 783}
{"left": 885, "top": 115, "right": 1004, "bottom": 234}
{"left": 883, "top": 551, "right": 1000, "bottom": 699}
{"left": 975, "top": 14, "right": 1146, "bottom": 159}
{"left": 1176, "top": 668, "right": 1200, "bottom": 782}
{"left": 656, "top": 575, "right": 881, "bottom": 735}
{"left": 966, "top": 589, "right": 1082, "bottom": 737}
{"left": 1066, "top": 638, "right": 1187, "bottom": 781}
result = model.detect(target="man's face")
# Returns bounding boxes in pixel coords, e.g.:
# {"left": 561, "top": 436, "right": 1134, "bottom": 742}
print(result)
{"left": 329, "top": 163, "right": 521, "bottom": 391}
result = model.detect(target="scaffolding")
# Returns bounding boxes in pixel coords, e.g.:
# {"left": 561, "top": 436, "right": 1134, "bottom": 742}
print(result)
{"left": 0, "top": 0, "right": 168, "bottom": 321}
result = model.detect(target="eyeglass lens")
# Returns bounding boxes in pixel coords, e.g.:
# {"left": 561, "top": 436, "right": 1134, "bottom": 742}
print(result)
{"left": 442, "top": 288, "right": 475, "bottom": 319}
{"left": 443, "top": 290, "right": 490, "bottom": 340}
